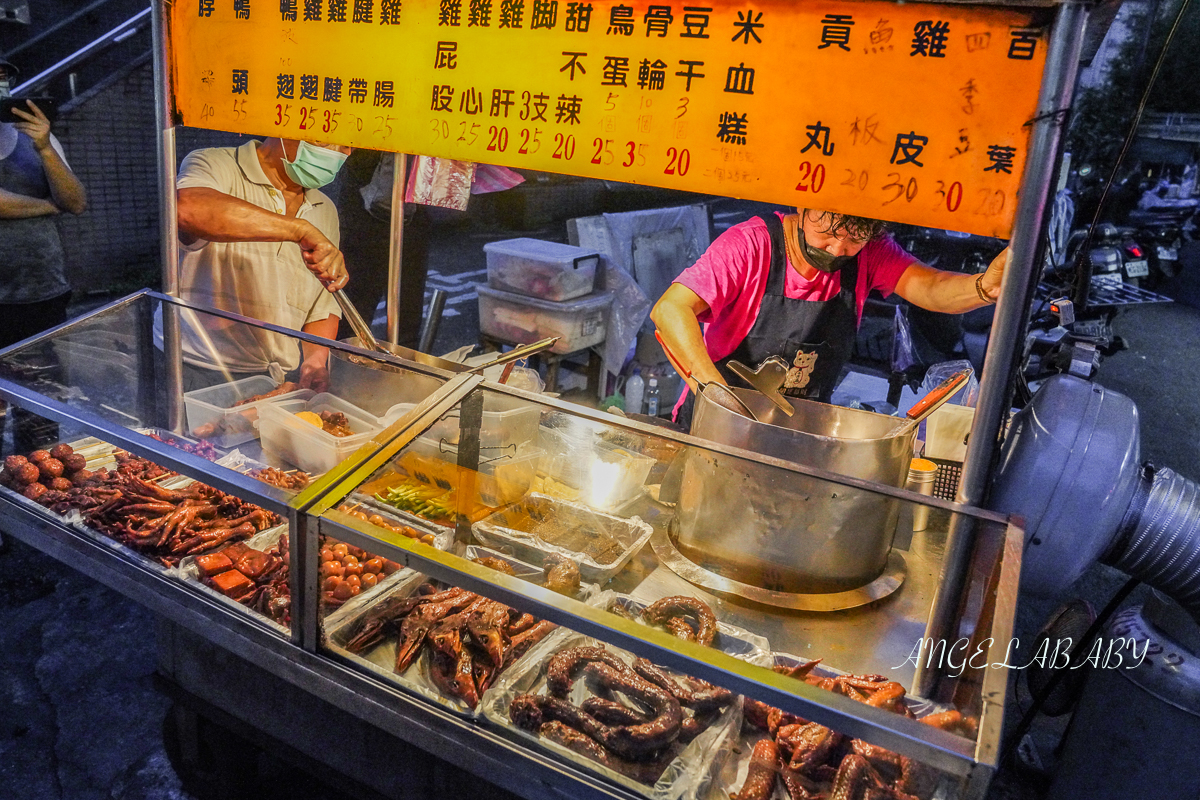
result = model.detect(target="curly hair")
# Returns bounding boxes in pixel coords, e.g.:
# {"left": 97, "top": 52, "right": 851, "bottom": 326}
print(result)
{"left": 803, "top": 209, "right": 889, "bottom": 243}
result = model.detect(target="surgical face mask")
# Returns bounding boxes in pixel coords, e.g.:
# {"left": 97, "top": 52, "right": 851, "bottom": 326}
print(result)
{"left": 799, "top": 230, "right": 858, "bottom": 273}
{"left": 0, "top": 79, "right": 11, "bottom": 100}
{"left": 282, "top": 140, "right": 348, "bottom": 189}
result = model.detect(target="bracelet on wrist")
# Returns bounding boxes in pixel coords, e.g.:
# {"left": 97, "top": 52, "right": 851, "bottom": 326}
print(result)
{"left": 975, "top": 273, "right": 997, "bottom": 304}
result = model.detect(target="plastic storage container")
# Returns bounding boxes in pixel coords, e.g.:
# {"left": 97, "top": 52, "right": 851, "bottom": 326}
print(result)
{"left": 477, "top": 286, "right": 612, "bottom": 355}
{"left": 537, "top": 425, "right": 655, "bottom": 512}
{"left": 380, "top": 395, "right": 541, "bottom": 450}
{"left": 404, "top": 437, "right": 543, "bottom": 507}
{"left": 258, "top": 393, "right": 379, "bottom": 474}
{"left": 184, "top": 376, "right": 312, "bottom": 448}
{"left": 484, "top": 238, "right": 600, "bottom": 301}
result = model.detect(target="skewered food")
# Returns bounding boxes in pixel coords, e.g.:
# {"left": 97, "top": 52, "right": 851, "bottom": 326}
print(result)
{"left": 336, "top": 503, "right": 436, "bottom": 546}
{"left": 232, "top": 381, "right": 299, "bottom": 407}
{"left": 318, "top": 533, "right": 403, "bottom": 608}
{"left": 375, "top": 482, "right": 456, "bottom": 525}
{"left": 146, "top": 432, "right": 220, "bottom": 461}
{"left": 5, "top": 444, "right": 281, "bottom": 567}
{"left": 340, "top": 581, "right": 558, "bottom": 709}
{"left": 733, "top": 664, "right": 978, "bottom": 800}
{"left": 250, "top": 466, "right": 310, "bottom": 491}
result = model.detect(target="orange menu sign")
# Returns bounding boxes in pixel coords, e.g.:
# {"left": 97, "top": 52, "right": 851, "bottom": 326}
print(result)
{"left": 171, "top": 0, "right": 1050, "bottom": 236}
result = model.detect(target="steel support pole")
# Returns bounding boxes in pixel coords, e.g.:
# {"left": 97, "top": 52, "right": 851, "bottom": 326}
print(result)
{"left": 386, "top": 154, "right": 408, "bottom": 345}
{"left": 917, "top": 1, "right": 1089, "bottom": 696}
{"left": 151, "top": 0, "right": 184, "bottom": 431}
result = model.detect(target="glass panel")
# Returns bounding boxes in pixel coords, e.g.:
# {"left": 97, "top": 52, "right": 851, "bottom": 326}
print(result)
{"left": 316, "top": 382, "right": 1016, "bottom": 794}
{"left": 0, "top": 292, "right": 453, "bottom": 636}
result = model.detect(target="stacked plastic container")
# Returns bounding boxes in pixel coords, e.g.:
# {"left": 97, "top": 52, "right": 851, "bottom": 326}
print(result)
{"left": 478, "top": 238, "right": 612, "bottom": 355}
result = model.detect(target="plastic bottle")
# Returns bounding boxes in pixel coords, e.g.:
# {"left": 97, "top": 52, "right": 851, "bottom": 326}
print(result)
{"left": 646, "top": 378, "right": 660, "bottom": 417}
{"left": 625, "top": 369, "right": 645, "bottom": 416}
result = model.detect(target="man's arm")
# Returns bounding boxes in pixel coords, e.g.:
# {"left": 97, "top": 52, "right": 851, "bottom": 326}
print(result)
{"left": 177, "top": 187, "right": 348, "bottom": 290}
{"left": 893, "top": 247, "right": 1009, "bottom": 314}
{"left": 0, "top": 187, "right": 59, "bottom": 218}
{"left": 11, "top": 101, "right": 86, "bottom": 214}
{"left": 650, "top": 283, "right": 725, "bottom": 393}
{"left": 297, "top": 313, "right": 339, "bottom": 392}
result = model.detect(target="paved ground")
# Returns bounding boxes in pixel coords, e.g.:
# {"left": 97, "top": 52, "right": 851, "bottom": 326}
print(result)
{"left": 3, "top": 206, "right": 1200, "bottom": 799}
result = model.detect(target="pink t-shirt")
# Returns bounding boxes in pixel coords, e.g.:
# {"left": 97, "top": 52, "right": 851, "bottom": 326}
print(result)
{"left": 670, "top": 212, "right": 915, "bottom": 416}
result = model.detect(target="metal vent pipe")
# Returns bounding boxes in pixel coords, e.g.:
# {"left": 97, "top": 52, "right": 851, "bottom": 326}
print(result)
{"left": 990, "top": 375, "right": 1200, "bottom": 623}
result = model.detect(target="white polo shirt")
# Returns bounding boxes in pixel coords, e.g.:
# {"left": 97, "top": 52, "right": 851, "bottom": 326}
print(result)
{"left": 174, "top": 140, "right": 341, "bottom": 373}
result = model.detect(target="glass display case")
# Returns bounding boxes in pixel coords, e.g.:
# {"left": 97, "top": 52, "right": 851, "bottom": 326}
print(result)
{"left": 0, "top": 291, "right": 1020, "bottom": 800}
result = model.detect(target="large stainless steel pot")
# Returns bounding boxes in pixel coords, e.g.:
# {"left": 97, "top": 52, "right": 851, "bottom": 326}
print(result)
{"left": 328, "top": 337, "right": 466, "bottom": 418}
{"left": 673, "top": 388, "right": 916, "bottom": 594}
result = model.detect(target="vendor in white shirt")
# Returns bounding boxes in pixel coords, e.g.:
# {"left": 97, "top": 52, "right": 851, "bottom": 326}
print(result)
{"left": 171, "top": 137, "right": 350, "bottom": 391}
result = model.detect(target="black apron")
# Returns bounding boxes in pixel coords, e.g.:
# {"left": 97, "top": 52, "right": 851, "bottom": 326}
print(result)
{"left": 677, "top": 213, "right": 859, "bottom": 429}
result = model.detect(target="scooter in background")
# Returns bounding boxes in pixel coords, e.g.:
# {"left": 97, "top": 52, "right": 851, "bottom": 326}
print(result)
{"left": 1058, "top": 223, "right": 1147, "bottom": 288}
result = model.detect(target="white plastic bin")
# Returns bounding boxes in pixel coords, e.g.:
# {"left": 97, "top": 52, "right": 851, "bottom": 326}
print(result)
{"left": 184, "top": 376, "right": 312, "bottom": 448}
{"left": 477, "top": 286, "right": 612, "bottom": 355}
{"left": 381, "top": 396, "right": 541, "bottom": 450}
{"left": 258, "top": 393, "right": 379, "bottom": 474}
{"left": 484, "top": 238, "right": 599, "bottom": 301}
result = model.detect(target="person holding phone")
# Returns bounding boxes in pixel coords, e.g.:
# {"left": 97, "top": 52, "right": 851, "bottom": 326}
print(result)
{"left": 0, "top": 57, "right": 87, "bottom": 449}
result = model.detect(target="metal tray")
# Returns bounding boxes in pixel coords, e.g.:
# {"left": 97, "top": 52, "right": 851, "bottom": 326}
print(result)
{"left": 324, "top": 571, "right": 563, "bottom": 718}
{"left": 464, "top": 544, "right": 598, "bottom": 602}
{"left": 481, "top": 629, "right": 743, "bottom": 800}
{"left": 712, "top": 653, "right": 954, "bottom": 800}
{"left": 472, "top": 493, "right": 653, "bottom": 583}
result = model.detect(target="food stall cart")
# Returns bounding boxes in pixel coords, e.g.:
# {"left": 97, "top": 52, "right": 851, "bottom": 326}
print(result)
{"left": 0, "top": 0, "right": 1088, "bottom": 797}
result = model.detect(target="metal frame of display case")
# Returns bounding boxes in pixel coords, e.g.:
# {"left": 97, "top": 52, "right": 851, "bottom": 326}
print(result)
{"left": 0, "top": 290, "right": 1021, "bottom": 798}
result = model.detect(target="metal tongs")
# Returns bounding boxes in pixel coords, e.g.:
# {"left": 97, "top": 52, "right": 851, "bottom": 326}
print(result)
{"left": 333, "top": 289, "right": 388, "bottom": 354}
{"left": 469, "top": 337, "right": 560, "bottom": 375}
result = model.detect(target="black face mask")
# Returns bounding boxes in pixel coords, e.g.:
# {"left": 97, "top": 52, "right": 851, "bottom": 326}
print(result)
{"left": 800, "top": 230, "right": 857, "bottom": 273}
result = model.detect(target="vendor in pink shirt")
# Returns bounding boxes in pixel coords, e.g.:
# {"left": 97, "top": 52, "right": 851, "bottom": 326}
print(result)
{"left": 651, "top": 208, "right": 1009, "bottom": 428}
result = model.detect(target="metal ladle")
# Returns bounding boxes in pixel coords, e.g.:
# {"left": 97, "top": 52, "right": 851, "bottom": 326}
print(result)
{"left": 654, "top": 331, "right": 760, "bottom": 422}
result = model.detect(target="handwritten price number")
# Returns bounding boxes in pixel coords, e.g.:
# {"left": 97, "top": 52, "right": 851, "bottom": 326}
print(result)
{"left": 591, "top": 138, "right": 615, "bottom": 165}
{"left": 622, "top": 142, "right": 648, "bottom": 168}
{"left": 664, "top": 147, "right": 690, "bottom": 176}
{"left": 298, "top": 106, "right": 318, "bottom": 131}
{"left": 518, "top": 128, "right": 542, "bottom": 155}
{"left": 199, "top": 103, "right": 216, "bottom": 123}
{"left": 841, "top": 169, "right": 869, "bottom": 191}
{"left": 374, "top": 116, "right": 396, "bottom": 137}
{"left": 430, "top": 119, "right": 450, "bottom": 140}
{"left": 322, "top": 110, "right": 340, "bottom": 133}
{"left": 274, "top": 104, "right": 292, "bottom": 126}
{"left": 795, "top": 161, "right": 826, "bottom": 193}
{"left": 231, "top": 99, "right": 248, "bottom": 121}
{"left": 488, "top": 126, "right": 510, "bottom": 153}
{"left": 458, "top": 121, "right": 481, "bottom": 146}
{"left": 882, "top": 173, "right": 917, "bottom": 206}
{"left": 976, "top": 189, "right": 1005, "bottom": 216}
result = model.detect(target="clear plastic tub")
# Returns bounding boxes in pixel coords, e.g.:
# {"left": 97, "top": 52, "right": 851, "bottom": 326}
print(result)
{"left": 477, "top": 286, "right": 612, "bottom": 355}
{"left": 184, "top": 375, "right": 312, "bottom": 448}
{"left": 403, "top": 437, "right": 543, "bottom": 507}
{"left": 538, "top": 425, "right": 655, "bottom": 512}
{"left": 381, "top": 395, "right": 541, "bottom": 450}
{"left": 258, "top": 393, "right": 379, "bottom": 474}
{"left": 484, "top": 238, "right": 600, "bottom": 301}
